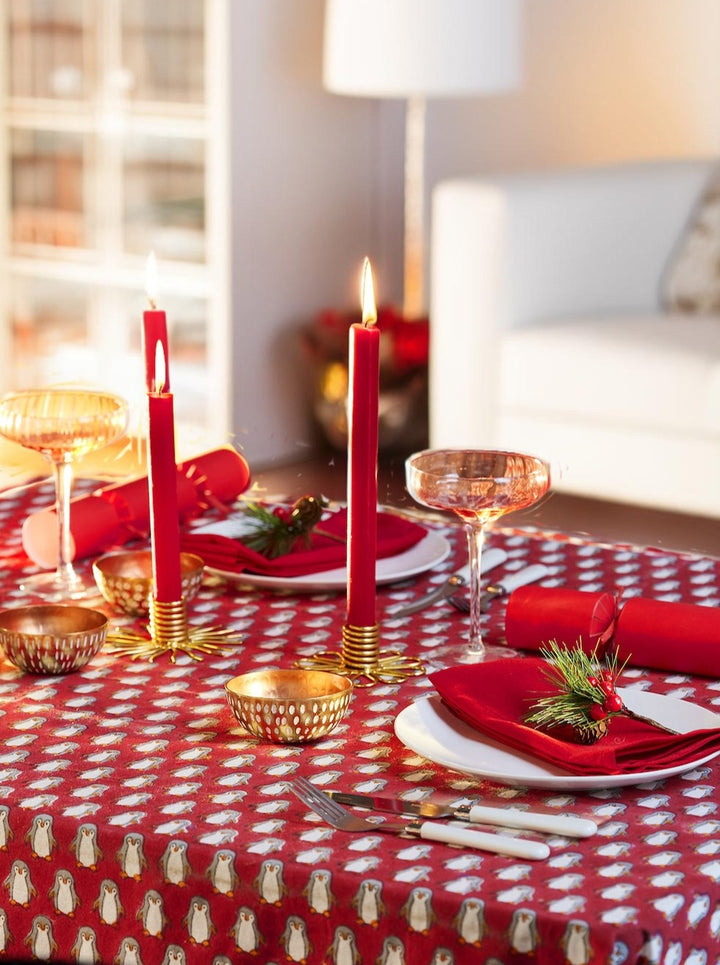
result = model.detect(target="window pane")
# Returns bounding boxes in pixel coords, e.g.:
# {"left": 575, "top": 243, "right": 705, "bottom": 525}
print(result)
{"left": 10, "top": 128, "right": 87, "bottom": 249}
{"left": 7, "top": 0, "right": 89, "bottom": 100}
{"left": 121, "top": 0, "right": 205, "bottom": 104}
{"left": 124, "top": 135, "right": 206, "bottom": 263}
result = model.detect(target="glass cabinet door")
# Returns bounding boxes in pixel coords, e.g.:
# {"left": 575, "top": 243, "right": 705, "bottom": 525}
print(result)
{"left": 1, "top": 0, "right": 229, "bottom": 451}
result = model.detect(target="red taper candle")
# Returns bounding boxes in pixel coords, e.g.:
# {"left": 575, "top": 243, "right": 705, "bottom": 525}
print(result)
{"left": 143, "top": 256, "right": 182, "bottom": 602}
{"left": 346, "top": 258, "right": 380, "bottom": 627}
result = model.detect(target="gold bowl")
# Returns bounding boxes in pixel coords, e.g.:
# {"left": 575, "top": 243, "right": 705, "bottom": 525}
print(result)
{"left": 92, "top": 550, "right": 205, "bottom": 616}
{"left": 225, "top": 669, "right": 352, "bottom": 743}
{"left": 0, "top": 604, "right": 108, "bottom": 674}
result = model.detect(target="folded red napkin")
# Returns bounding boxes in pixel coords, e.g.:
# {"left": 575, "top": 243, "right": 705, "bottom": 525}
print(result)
{"left": 430, "top": 658, "right": 720, "bottom": 776}
{"left": 505, "top": 586, "right": 720, "bottom": 678}
{"left": 22, "top": 446, "right": 251, "bottom": 567}
{"left": 180, "top": 508, "right": 426, "bottom": 578}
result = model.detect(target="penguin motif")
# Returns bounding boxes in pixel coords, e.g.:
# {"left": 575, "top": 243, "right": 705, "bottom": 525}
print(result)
{"left": 117, "top": 833, "right": 147, "bottom": 880}
{"left": 207, "top": 849, "right": 239, "bottom": 896}
{"left": 328, "top": 925, "right": 360, "bottom": 965}
{"left": 114, "top": 936, "right": 144, "bottom": 965}
{"left": 70, "top": 926, "right": 99, "bottom": 964}
{"left": 561, "top": 920, "right": 593, "bottom": 965}
{"left": 280, "top": 915, "right": 312, "bottom": 964}
{"left": 72, "top": 824, "right": 103, "bottom": 870}
{"left": 454, "top": 897, "right": 485, "bottom": 946}
{"left": 4, "top": 859, "right": 35, "bottom": 906}
{"left": 376, "top": 935, "right": 406, "bottom": 965}
{"left": 508, "top": 908, "right": 539, "bottom": 954}
{"left": 231, "top": 906, "right": 264, "bottom": 955}
{"left": 184, "top": 896, "right": 215, "bottom": 946}
{"left": 401, "top": 887, "right": 436, "bottom": 935}
{"left": 94, "top": 878, "right": 124, "bottom": 926}
{"left": 0, "top": 907, "right": 13, "bottom": 952}
{"left": 351, "top": 879, "right": 385, "bottom": 926}
{"left": 49, "top": 868, "right": 80, "bottom": 917}
{"left": 159, "top": 840, "right": 191, "bottom": 886}
{"left": 25, "top": 915, "right": 58, "bottom": 961}
{"left": 0, "top": 806, "right": 12, "bottom": 850}
{"left": 26, "top": 813, "right": 56, "bottom": 860}
{"left": 159, "top": 945, "right": 186, "bottom": 965}
{"left": 304, "top": 869, "right": 335, "bottom": 916}
{"left": 137, "top": 889, "right": 166, "bottom": 938}
{"left": 429, "top": 950, "right": 454, "bottom": 965}
{"left": 254, "top": 859, "right": 288, "bottom": 905}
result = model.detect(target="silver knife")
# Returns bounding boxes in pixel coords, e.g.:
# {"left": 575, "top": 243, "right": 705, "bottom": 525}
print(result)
{"left": 385, "top": 547, "right": 508, "bottom": 618}
{"left": 327, "top": 790, "right": 597, "bottom": 838}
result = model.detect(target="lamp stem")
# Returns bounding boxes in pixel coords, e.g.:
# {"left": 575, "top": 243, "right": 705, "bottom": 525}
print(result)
{"left": 403, "top": 95, "right": 426, "bottom": 320}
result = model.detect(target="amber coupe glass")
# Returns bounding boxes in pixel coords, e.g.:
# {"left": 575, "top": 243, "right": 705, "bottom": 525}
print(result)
{"left": 0, "top": 388, "right": 128, "bottom": 600}
{"left": 406, "top": 449, "right": 550, "bottom": 664}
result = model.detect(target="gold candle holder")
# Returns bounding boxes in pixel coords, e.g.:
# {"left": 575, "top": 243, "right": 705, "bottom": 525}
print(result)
{"left": 297, "top": 620, "right": 425, "bottom": 686}
{"left": 106, "top": 596, "right": 241, "bottom": 663}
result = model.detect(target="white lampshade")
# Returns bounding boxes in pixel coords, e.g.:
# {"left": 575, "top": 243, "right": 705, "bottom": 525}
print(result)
{"left": 323, "top": 0, "right": 521, "bottom": 98}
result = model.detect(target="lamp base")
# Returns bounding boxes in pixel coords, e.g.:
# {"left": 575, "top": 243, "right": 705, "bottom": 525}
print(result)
{"left": 106, "top": 597, "right": 242, "bottom": 663}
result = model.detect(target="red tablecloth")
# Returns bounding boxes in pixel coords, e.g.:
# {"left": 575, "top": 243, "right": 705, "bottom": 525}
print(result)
{"left": 0, "top": 479, "right": 719, "bottom": 964}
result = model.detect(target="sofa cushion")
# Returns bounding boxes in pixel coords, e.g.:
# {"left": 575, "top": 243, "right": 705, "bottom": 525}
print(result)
{"left": 500, "top": 314, "right": 720, "bottom": 438}
{"left": 662, "top": 171, "right": 720, "bottom": 312}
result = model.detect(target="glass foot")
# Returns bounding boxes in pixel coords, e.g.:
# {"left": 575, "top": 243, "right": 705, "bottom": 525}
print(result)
{"left": 20, "top": 570, "right": 96, "bottom": 603}
{"left": 420, "top": 641, "right": 515, "bottom": 671}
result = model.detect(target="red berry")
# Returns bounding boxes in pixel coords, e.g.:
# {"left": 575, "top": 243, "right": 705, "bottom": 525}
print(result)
{"left": 599, "top": 680, "right": 615, "bottom": 697}
{"left": 589, "top": 703, "right": 608, "bottom": 720}
{"left": 587, "top": 675, "right": 599, "bottom": 688}
{"left": 604, "top": 693, "right": 623, "bottom": 714}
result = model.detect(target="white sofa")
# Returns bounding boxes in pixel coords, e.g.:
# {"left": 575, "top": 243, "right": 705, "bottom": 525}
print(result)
{"left": 429, "top": 158, "right": 720, "bottom": 518}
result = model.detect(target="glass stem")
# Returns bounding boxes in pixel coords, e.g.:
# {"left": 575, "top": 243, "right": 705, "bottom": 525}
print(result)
{"left": 465, "top": 521, "right": 485, "bottom": 655}
{"left": 53, "top": 457, "right": 79, "bottom": 586}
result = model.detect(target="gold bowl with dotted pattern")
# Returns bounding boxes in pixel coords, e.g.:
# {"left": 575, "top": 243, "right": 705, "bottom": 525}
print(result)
{"left": 225, "top": 669, "right": 352, "bottom": 743}
{"left": 0, "top": 604, "right": 108, "bottom": 674}
{"left": 92, "top": 549, "right": 204, "bottom": 616}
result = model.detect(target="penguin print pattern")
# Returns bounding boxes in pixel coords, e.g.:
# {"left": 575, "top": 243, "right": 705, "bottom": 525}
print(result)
{"left": 26, "top": 815, "right": 55, "bottom": 861}
{"left": 117, "top": 834, "right": 147, "bottom": 881}
{"left": 0, "top": 505, "right": 715, "bottom": 964}
{"left": 49, "top": 869, "right": 80, "bottom": 917}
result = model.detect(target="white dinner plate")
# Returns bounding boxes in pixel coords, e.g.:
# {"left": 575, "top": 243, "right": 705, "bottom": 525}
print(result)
{"left": 394, "top": 689, "right": 720, "bottom": 790}
{"left": 206, "top": 529, "right": 450, "bottom": 593}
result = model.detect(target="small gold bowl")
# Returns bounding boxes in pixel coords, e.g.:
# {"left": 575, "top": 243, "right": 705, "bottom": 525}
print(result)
{"left": 225, "top": 669, "right": 352, "bottom": 743}
{"left": 0, "top": 604, "right": 108, "bottom": 674}
{"left": 92, "top": 550, "right": 205, "bottom": 616}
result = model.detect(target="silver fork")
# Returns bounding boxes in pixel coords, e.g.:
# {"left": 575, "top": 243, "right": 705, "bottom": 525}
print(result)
{"left": 290, "top": 777, "right": 549, "bottom": 858}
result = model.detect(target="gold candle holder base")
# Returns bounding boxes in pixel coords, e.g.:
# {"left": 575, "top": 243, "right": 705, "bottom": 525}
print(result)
{"left": 297, "top": 621, "right": 425, "bottom": 687}
{"left": 106, "top": 597, "right": 241, "bottom": 663}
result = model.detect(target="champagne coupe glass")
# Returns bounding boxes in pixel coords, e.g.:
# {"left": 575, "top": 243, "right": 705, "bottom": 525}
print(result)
{"left": 406, "top": 449, "right": 550, "bottom": 665}
{"left": 0, "top": 388, "right": 129, "bottom": 601}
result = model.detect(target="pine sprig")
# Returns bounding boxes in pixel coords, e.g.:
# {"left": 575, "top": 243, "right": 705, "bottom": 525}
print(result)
{"left": 525, "top": 641, "right": 628, "bottom": 744}
{"left": 241, "top": 495, "right": 332, "bottom": 559}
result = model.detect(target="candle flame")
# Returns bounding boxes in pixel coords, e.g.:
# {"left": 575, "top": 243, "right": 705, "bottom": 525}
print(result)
{"left": 154, "top": 340, "right": 167, "bottom": 393}
{"left": 361, "top": 257, "right": 377, "bottom": 328}
{"left": 146, "top": 251, "right": 158, "bottom": 309}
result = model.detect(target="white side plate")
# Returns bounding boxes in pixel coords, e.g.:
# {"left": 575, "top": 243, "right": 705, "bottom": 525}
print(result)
{"left": 394, "top": 689, "right": 720, "bottom": 790}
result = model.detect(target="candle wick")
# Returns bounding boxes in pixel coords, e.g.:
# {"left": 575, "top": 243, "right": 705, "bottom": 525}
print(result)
{"left": 148, "top": 298, "right": 157, "bottom": 311}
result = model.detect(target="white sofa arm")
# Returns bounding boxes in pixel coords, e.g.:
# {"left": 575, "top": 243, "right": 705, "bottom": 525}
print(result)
{"left": 429, "top": 158, "right": 716, "bottom": 448}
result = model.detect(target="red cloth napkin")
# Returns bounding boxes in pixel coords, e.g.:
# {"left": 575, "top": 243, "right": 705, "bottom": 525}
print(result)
{"left": 505, "top": 585, "right": 720, "bottom": 677}
{"left": 430, "top": 658, "right": 720, "bottom": 776}
{"left": 22, "top": 446, "right": 251, "bottom": 567}
{"left": 180, "top": 508, "right": 427, "bottom": 578}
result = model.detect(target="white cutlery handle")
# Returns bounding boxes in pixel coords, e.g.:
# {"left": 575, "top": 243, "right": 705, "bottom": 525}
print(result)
{"left": 482, "top": 547, "right": 508, "bottom": 574}
{"left": 499, "top": 563, "right": 550, "bottom": 593}
{"left": 466, "top": 806, "right": 597, "bottom": 838}
{"left": 418, "top": 821, "right": 550, "bottom": 859}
